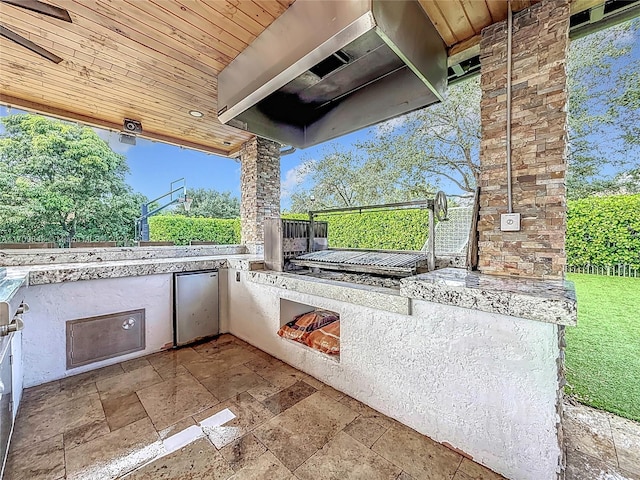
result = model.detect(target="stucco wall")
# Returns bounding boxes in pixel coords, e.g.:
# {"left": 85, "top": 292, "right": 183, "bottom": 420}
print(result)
{"left": 227, "top": 269, "right": 561, "bottom": 480}
{"left": 22, "top": 274, "right": 173, "bottom": 387}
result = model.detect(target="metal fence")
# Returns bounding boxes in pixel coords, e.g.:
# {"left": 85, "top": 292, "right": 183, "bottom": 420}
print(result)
{"left": 565, "top": 264, "right": 639, "bottom": 278}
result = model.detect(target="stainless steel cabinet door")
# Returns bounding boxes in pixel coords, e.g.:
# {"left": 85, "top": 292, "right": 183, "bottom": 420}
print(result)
{"left": 174, "top": 271, "right": 219, "bottom": 346}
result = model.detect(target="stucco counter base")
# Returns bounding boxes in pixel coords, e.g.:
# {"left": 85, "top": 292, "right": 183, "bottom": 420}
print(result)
{"left": 227, "top": 267, "right": 565, "bottom": 480}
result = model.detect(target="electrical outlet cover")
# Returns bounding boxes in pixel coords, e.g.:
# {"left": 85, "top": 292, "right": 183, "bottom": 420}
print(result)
{"left": 500, "top": 213, "right": 521, "bottom": 231}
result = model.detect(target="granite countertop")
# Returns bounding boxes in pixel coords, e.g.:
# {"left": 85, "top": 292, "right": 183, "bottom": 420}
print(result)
{"left": 248, "top": 270, "right": 410, "bottom": 315}
{"left": 400, "top": 267, "right": 577, "bottom": 326}
{"left": 0, "top": 244, "right": 247, "bottom": 267}
{"left": 0, "top": 267, "right": 28, "bottom": 318}
{"left": 6, "top": 254, "right": 264, "bottom": 286}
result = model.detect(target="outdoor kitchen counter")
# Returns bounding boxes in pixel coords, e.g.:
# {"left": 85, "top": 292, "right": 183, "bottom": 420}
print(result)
{"left": 5, "top": 254, "right": 264, "bottom": 286}
{"left": 247, "top": 269, "right": 410, "bottom": 315}
{"left": 400, "top": 267, "right": 577, "bottom": 326}
{"left": 0, "top": 244, "right": 247, "bottom": 267}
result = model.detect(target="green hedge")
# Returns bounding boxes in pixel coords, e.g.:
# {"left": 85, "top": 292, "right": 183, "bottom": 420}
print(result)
{"left": 149, "top": 194, "right": 640, "bottom": 267}
{"left": 148, "top": 216, "right": 240, "bottom": 245}
{"left": 283, "top": 211, "right": 430, "bottom": 250}
{"left": 566, "top": 194, "right": 640, "bottom": 268}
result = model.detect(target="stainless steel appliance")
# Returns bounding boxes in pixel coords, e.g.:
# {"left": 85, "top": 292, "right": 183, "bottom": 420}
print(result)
{"left": 0, "top": 267, "right": 27, "bottom": 479}
{"left": 173, "top": 270, "right": 219, "bottom": 347}
{"left": 265, "top": 193, "right": 449, "bottom": 277}
{"left": 217, "top": 0, "right": 447, "bottom": 148}
{"left": 0, "top": 336, "right": 12, "bottom": 479}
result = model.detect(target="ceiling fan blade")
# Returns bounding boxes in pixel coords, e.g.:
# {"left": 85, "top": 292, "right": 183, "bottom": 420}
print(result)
{"left": 0, "top": 24, "right": 63, "bottom": 63}
{"left": 1, "top": 0, "right": 72, "bottom": 23}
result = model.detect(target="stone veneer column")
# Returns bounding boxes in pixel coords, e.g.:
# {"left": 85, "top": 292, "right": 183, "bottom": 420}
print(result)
{"left": 240, "top": 136, "right": 281, "bottom": 254}
{"left": 478, "top": 0, "right": 570, "bottom": 278}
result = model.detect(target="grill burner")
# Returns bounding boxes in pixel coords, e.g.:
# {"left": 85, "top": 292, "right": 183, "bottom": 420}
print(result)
{"left": 291, "top": 250, "right": 430, "bottom": 277}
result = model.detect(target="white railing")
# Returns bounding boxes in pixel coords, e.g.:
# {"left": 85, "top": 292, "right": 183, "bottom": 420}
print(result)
{"left": 565, "top": 264, "right": 639, "bottom": 278}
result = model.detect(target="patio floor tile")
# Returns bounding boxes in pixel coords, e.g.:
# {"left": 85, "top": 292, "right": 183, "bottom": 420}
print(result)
{"left": 253, "top": 391, "right": 358, "bottom": 471}
{"left": 219, "top": 433, "right": 268, "bottom": 471}
{"left": 11, "top": 392, "right": 105, "bottom": 449}
{"left": 372, "top": 423, "right": 462, "bottom": 480}
{"left": 343, "top": 416, "right": 389, "bottom": 448}
{"left": 64, "top": 417, "right": 162, "bottom": 480}
{"left": 136, "top": 373, "right": 218, "bottom": 431}
{"left": 197, "top": 391, "right": 275, "bottom": 449}
{"left": 198, "top": 364, "right": 268, "bottom": 401}
{"left": 102, "top": 392, "right": 148, "bottom": 431}
{"left": 563, "top": 402, "right": 618, "bottom": 465}
{"left": 4, "top": 434, "right": 65, "bottom": 480}
{"left": 96, "top": 365, "right": 162, "bottom": 401}
{"left": 227, "top": 451, "right": 293, "bottom": 480}
{"left": 63, "top": 419, "right": 110, "bottom": 449}
{"left": 294, "top": 430, "right": 401, "bottom": 480}
{"left": 7, "top": 335, "right": 570, "bottom": 480}
{"left": 261, "top": 380, "right": 317, "bottom": 415}
{"left": 124, "top": 437, "right": 233, "bottom": 480}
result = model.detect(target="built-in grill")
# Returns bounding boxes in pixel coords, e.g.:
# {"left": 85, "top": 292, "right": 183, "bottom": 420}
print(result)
{"left": 291, "top": 249, "right": 431, "bottom": 277}
{"left": 265, "top": 192, "right": 454, "bottom": 278}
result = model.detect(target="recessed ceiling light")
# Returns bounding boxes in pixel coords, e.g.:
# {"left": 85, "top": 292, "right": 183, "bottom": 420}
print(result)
{"left": 189, "top": 110, "right": 204, "bottom": 117}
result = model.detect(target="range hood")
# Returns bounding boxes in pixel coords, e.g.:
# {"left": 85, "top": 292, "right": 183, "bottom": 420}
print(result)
{"left": 217, "top": 0, "right": 447, "bottom": 149}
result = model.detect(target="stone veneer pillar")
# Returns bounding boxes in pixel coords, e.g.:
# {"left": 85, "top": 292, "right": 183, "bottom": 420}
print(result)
{"left": 240, "top": 136, "right": 281, "bottom": 254}
{"left": 478, "top": 0, "right": 570, "bottom": 279}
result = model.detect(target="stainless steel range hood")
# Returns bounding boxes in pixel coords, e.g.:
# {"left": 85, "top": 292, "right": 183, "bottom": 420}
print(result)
{"left": 217, "top": 0, "right": 447, "bottom": 149}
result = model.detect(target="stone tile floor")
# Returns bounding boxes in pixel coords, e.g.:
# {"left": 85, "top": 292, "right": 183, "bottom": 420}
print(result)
{"left": 5, "top": 333, "right": 639, "bottom": 480}
{"left": 564, "top": 401, "right": 640, "bottom": 480}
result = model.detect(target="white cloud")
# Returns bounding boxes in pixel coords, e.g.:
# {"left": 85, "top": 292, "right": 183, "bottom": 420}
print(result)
{"left": 281, "top": 163, "right": 311, "bottom": 199}
{"left": 373, "top": 115, "right": 408, "bottom": 137}
{"left": 93, "top": 127, "right": 134, "bottom": 154}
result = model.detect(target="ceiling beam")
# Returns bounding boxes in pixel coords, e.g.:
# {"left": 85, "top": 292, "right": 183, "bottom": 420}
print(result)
{"left": 0, "top": 94, "right": 238, "bottom": 158}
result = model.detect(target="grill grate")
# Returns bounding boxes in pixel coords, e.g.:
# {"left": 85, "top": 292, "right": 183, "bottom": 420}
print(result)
{"left": 291, "top": 249, "right": 430, "bottom": 276}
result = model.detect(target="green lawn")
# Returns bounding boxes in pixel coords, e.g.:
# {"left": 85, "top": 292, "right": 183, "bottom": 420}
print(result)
{"left": 565, "top": 273, "right": 640, "bottom": 421}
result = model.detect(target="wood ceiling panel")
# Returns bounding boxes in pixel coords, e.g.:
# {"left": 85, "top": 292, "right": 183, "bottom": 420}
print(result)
{"left": 484, "top": 0, "right": 507, "bottom": 22}
{"left": 418, "top": 0, "right": 458, "bottom": 45}
{"left": 2, "top": 0, "right": 577, "bottom": 156}
{"left": 419, "top": 0, "right": 538, "bottom": 51}
{"left": 162, "top": 0, "right": 253, "bottom": 52}
{"left": 0, "top": 8, "right": 215, "bottom": 94}
{"left": 121, "top": 0, "right": 240, "bottom": 60}
{"left": 0, "top": 0, "right": 289, "bottom": 155}
{"left": 69, "top": 0, "right": 223, "bottom": 75}
{"left": 435, "top": 0, "right": 476, "bottom": 42}
{"left": 202, "top": 0, "right": 267, "bottom": 37}
{"left": 256, "top": 0, "right": 289, "bottom": 17}
{"left": 461, "top": 0, "right": 493, "bottom": 34}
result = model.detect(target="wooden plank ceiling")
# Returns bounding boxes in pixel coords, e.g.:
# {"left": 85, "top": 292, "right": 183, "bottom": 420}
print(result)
{"left": 0, "top": 0, "right": 595, "bottom": 156}
{"left": 0, "top": 0, "right": 294, "bottom": 156}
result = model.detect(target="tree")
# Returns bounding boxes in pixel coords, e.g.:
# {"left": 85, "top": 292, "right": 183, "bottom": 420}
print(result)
{"left": 173, "top": 188, "right": 240, "bottom": 218}
{"left": 288, "top": 145, "right": 422, "bottom": 212}
{"left": 566, "top": 19, "right": 640, "bottom": 198}
{"left": 0, "top": 114, "right": 145, "bottom": 243}
{"left": 360, "top": 77, "right": 481, "bottom": 195}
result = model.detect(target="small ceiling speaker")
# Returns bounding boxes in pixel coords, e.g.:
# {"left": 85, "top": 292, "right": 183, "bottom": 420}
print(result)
{"left": 123, "top": 118, "right": 142, "bottom": 134}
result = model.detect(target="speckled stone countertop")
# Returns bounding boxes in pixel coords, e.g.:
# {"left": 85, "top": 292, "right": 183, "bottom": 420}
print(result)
{"left": 7, "top": 255, "right": 264, "bottom": 286}
{"left": 0, "top": 245, "right": 247, "bottom": 267}
{"left": 400, "top": 268, "right": 577, "bottom": 326}
{"left": 0, "top": 268, "right": 28, "bottom": 319}
{"left": 248, "top": 270, "right": 410, "bottom": 315}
